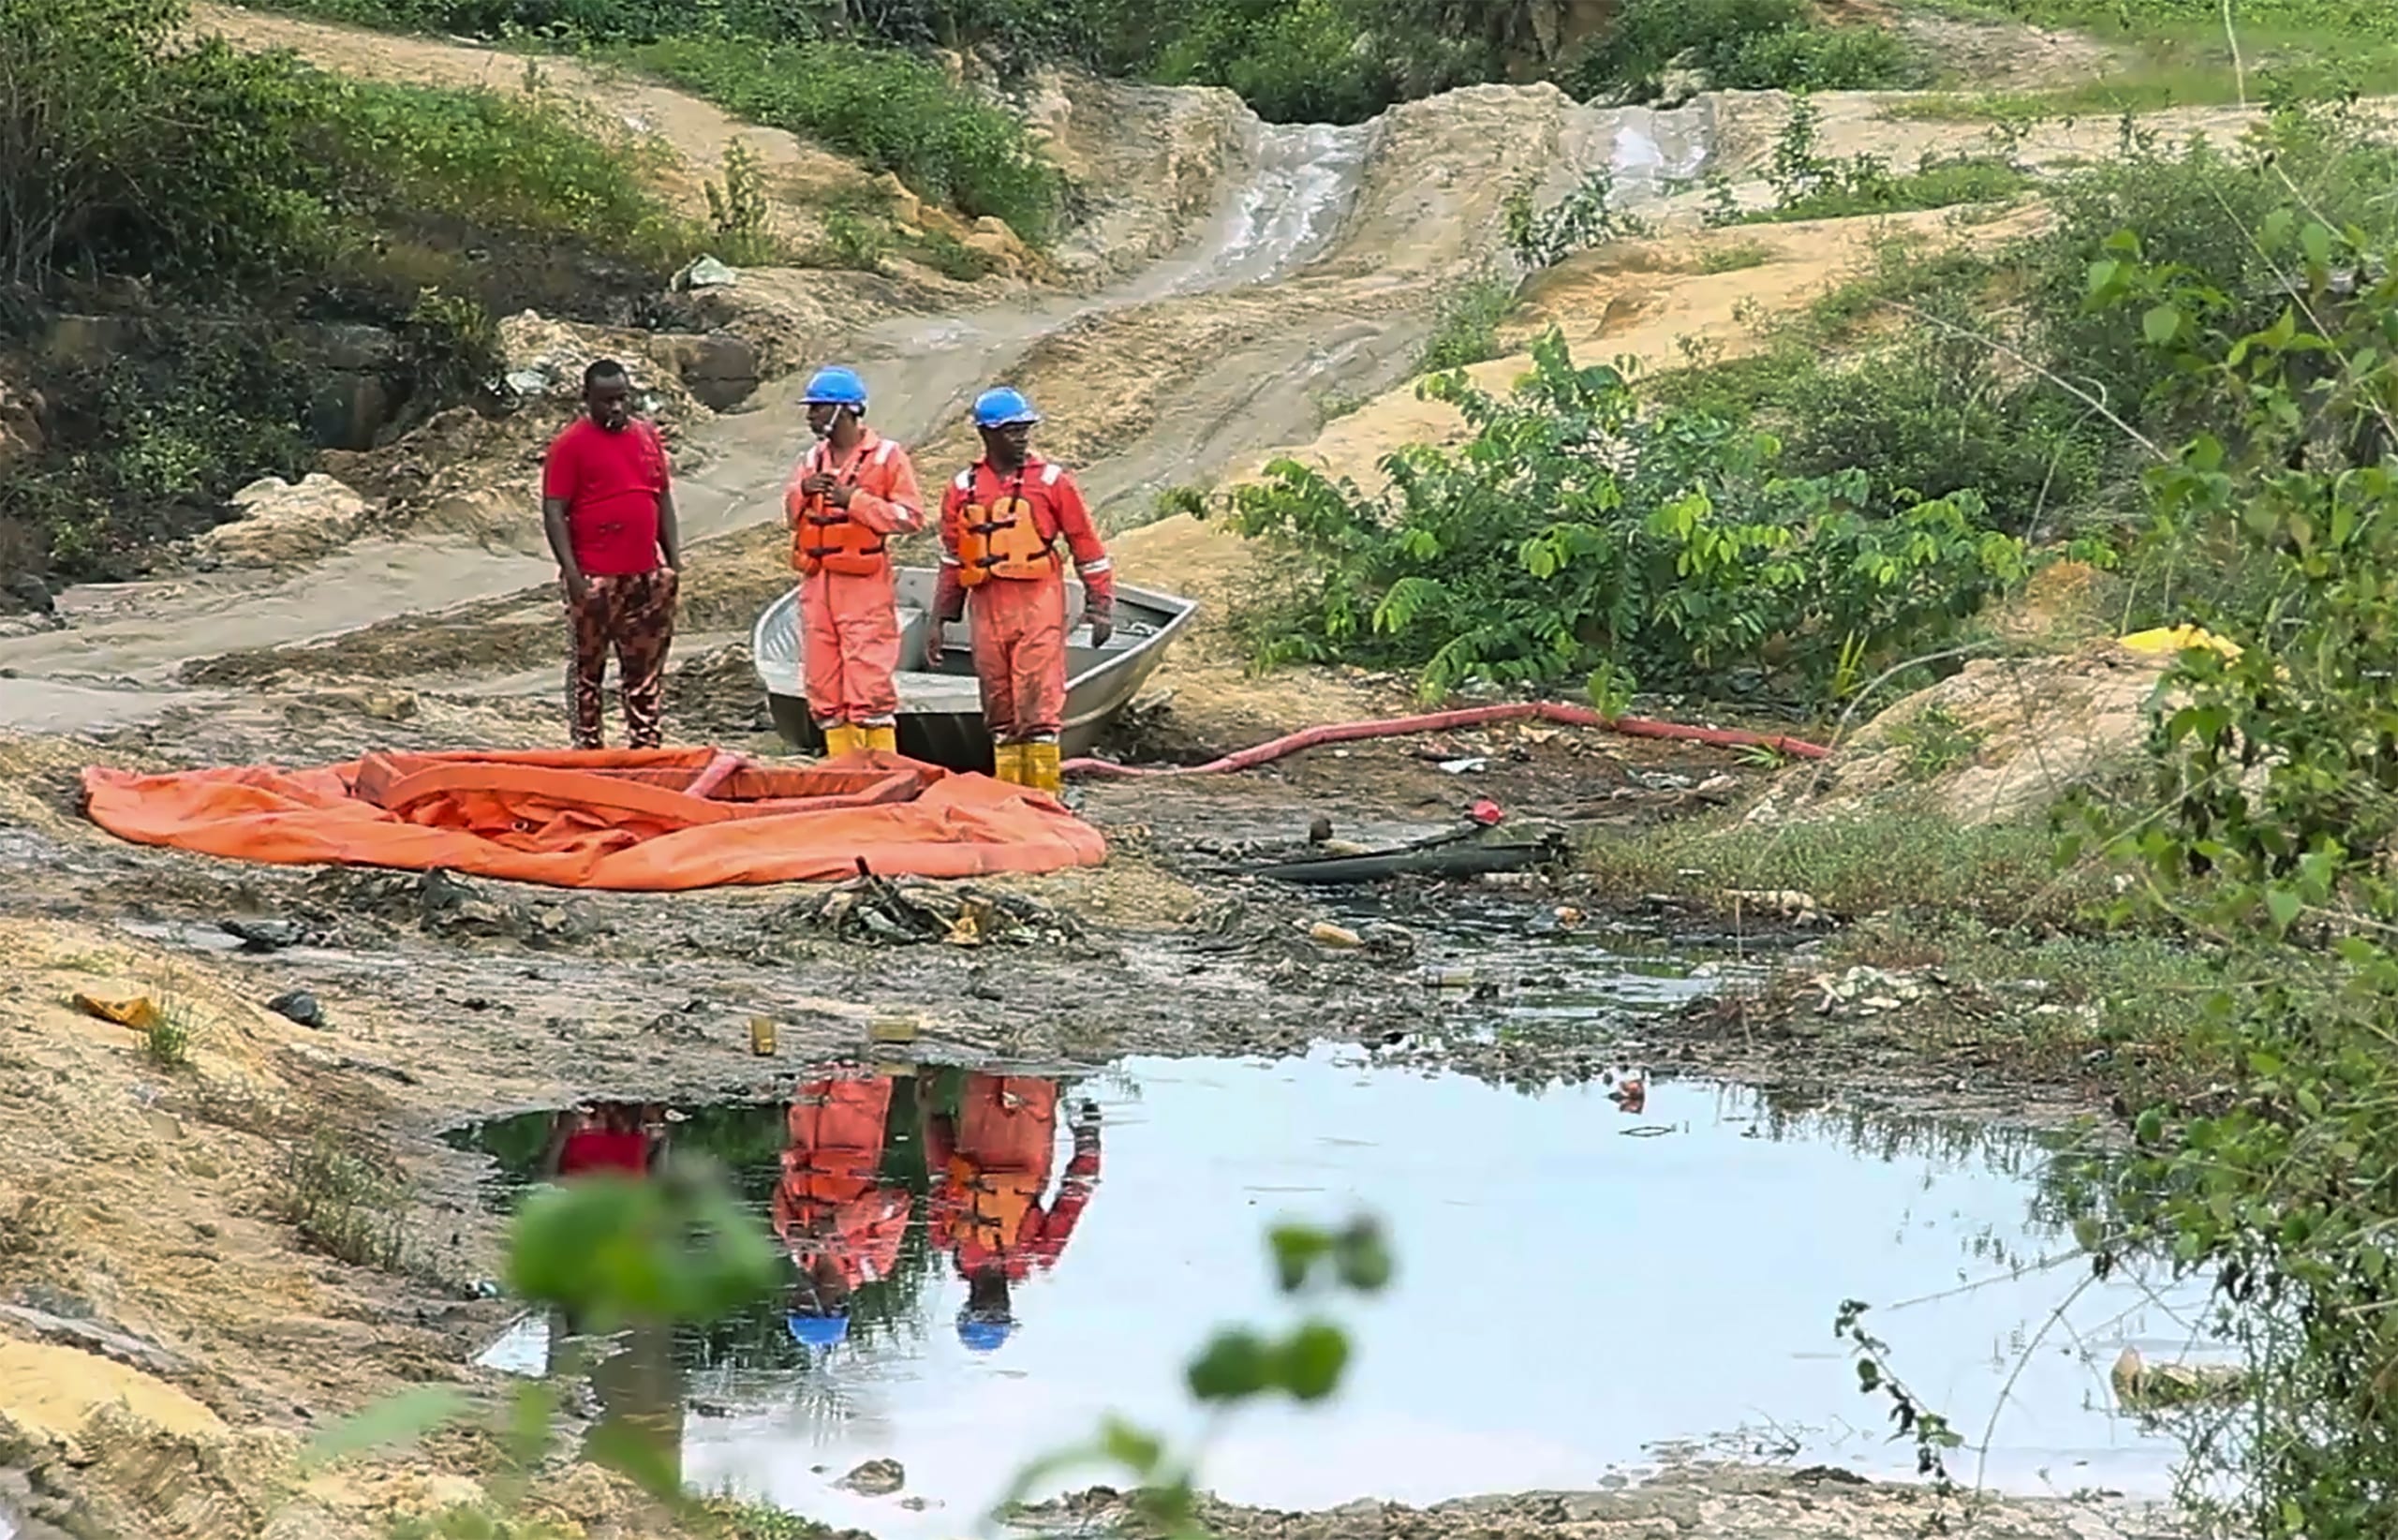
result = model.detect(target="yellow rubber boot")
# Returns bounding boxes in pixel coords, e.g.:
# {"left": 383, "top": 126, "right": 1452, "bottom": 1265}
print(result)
{"left": 1022, "top": 741, "right": 1063, "bottom": 795}
{"left": 822, "top": 723, "right": 861, "bottom": 759}
{"left": 990, "top": 742, "right": 1025, "bottom": 784}
{"left": 861, "top": 724, "right": 898, "bottom": 755}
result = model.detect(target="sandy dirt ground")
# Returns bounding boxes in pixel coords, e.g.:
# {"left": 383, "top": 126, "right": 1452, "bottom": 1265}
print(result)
{"left": 0, "top": 13, "right": 2228, "bottom": 1538}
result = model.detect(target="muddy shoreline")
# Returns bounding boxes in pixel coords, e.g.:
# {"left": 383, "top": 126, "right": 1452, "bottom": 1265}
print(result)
{"left": 0, "top": 703, "right": 2173, "bottom": 1538}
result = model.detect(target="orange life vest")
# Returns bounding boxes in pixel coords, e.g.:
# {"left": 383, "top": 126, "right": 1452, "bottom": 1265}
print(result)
{"left": 954, "top": 463, "right": 1064, "bottom": 588}
{"left": 792, "top": 438, "right": 899, "bottom": 578}
{"left": 940, "top": 1158, "right": 1042, "bottom": 1261}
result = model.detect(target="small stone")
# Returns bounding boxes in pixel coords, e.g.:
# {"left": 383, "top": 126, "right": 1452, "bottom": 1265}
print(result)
{"left": 267, "top": 990, "right": 326, "bottom": 1029}
{"left": 836, "top": 1459, "right": 906, "bottom": 1496}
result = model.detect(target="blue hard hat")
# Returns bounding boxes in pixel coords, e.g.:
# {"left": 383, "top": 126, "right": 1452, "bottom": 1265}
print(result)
{"left": 804, "top": 366, "right": 869, "bottom": 408}
{"left": 956, "top": 1316, "right": 1014, "bottom": 1354}
{"left": 971, "top": 387, "right": 1041, "bottom": 429}
{"left": 787, "top": 1311, "right": 851, "bottom": 1350}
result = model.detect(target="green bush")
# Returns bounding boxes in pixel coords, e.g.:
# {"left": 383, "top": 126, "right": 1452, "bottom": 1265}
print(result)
{"left": 1415, "top": 274, "right": 1516, "bottom": 374}
{"left": 1229, "top": 330, "right": 2028, "bottom": 703}
{"left": 2059, "top": 202, "right": 2398, "bottom": 1540}
{"left": 1562, "top": 0, "right": 1913, "bottom": 101}
{"left": 0, "top": 0, "right": 705, "bottom": 585}
{"left": 630, "top": 37, "right": 1062, "bottom": 240}
{"left": 309, "top": 76, "right": 701, "bottom": 269}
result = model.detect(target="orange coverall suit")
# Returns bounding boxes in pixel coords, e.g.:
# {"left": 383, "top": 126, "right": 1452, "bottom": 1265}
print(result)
{"left": 772, "top": 1074, "right": 912, "bottom": 1295}
{"left": 934, "top": 455, "right": 1114, "bottom": 773}
{"left": 785, "top": 429, "right": 924, "bottom": 737}
{"left": 925, "top": 1074, "right": 1099, "bottom": 1283}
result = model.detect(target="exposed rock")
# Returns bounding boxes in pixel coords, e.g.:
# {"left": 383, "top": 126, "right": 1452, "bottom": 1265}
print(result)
{"left": 196, "top": 474, "right": 372, "bottom": 568}
{"left": 0, "top": 377, "right": 47, "bottom": 470}
{"left": 1752, "top": 642, "right": 2174, "bottom": 828}
{"left": 658, "top": 332, "right": 761, "bottom": 412}
{"left": 872, "top": 171, "right": 925, "bottom": 230}
{"left": 963, "top": 215, "right": 1034, "bottom": 277}
{"left": 0, "top": 1301, "right": 194, "bottom": 1381}
{"left": 836, "top": 1459, "right": 906, "bottom": 1497}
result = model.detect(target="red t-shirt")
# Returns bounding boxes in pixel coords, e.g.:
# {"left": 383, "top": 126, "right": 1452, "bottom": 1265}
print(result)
{"left": 542, "top": 416, "right": 670, "bottom": 576}
{"left": 558, "top": 1127, "right": 650, "bottom": 1177}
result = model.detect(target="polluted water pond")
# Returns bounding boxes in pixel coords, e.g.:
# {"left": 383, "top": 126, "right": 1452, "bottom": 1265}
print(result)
{"left": 451, "top": 1052, "right": 2217, "bottom": 1536}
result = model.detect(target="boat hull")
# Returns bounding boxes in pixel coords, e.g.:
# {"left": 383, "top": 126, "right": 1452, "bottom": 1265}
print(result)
{"left": 751, "top": 568, "right": 1198, "bottom": 771}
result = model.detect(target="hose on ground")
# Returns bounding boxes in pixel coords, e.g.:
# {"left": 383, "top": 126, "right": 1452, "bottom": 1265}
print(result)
{"left": 1061, "top": 702, "right": 1829, "bottom": 779}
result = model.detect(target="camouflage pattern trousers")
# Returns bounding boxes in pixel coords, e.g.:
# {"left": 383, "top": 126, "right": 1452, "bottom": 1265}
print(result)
{"left": 565, "top": 567, "right": 678, "bottom": 749}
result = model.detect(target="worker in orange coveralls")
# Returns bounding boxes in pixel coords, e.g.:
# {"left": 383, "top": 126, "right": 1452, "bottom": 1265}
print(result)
{"left": 773, "top": 1071, "right": 914, "bottom": 1353}
{"left": 920, "top": 1072, "right": 1101, "bottom": 1355}
{"left": 927, "top": 387, "right": 1114, "bottom": 793}
{"left": 785, "top": 366, "right": 925, "bottom": 759}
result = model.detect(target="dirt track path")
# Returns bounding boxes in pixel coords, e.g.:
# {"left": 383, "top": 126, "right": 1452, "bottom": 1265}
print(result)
{"left": 0, "top": 21, "right": 2352, "bottom": 741}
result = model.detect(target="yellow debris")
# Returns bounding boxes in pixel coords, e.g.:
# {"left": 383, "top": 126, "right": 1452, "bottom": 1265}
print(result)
{"left": 2118, "top": 625, "right": 2243, "bottom": 661}
{"left": 72, "top": 992, "right": 161, "bottom": 1031}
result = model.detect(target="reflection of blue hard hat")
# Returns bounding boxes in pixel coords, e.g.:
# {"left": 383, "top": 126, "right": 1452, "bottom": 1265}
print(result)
{"left": 971, "top": 387, "right": 1041, "bottom": 429}
{"left": 788, "top": 1311, "right": 851, "bottom": 1350}
{"left": 956, "top": 1316, "right": 1014, "bottom": 1354}
{"left": 804, "top": 366, "right": 868, "bottom": 407}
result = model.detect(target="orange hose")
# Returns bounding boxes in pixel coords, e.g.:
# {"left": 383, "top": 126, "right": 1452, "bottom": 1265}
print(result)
{"left": 1061, "top": 702, "right": 1828, "bottom": 779}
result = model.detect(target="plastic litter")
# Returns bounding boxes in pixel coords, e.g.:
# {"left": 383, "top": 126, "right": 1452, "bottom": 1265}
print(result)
{"left": 674, "top": 256, "right": 739, "bottom": 290}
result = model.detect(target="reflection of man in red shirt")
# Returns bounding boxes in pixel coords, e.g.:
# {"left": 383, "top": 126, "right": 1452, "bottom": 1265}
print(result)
{"left": 542, "top": 1102, "right": 660, "bottom": 1180}
{"left": 774, "top": 1073, "right": 912, "bottom": 1352}
{"left": 541, "top": 359, "right": 682, "bottom": 750}
{"left": 922, "top": 1074, "right": 1100, "bottom": 1355}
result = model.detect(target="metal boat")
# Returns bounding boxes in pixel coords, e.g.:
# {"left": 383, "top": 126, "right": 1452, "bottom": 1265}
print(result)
{"left": 750, "top": 569, "right": 1199, "bottom": 770}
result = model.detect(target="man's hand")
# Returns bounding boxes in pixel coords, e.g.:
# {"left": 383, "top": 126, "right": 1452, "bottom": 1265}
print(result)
{"left": 799, "top": 471, "right": 837, "bottom": 497}
{"left": 1086, "top": 603, "right": 1114, "bottom": 648}
{"left": 925, "top": 618, "right": 946, "bottom": 663}
{"left": 561, "top": 570, "right": 592, "bottom": 604}
{"left": 827, "top": 483, "right": 855, "bottom": 509}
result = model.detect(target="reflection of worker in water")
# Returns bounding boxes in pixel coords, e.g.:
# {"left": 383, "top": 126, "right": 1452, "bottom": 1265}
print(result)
{"left": 538, "top": 1103, "right": 683, "bottom": 1488}
{"left": 774, "top": 1073, "right": 913, "bottom": 1353}
{"left": 922, "top": 1073, "right": 1101, "bottom": 1354}
{"left": 541, "top": 1101, "right": 665, "bottom": 1179}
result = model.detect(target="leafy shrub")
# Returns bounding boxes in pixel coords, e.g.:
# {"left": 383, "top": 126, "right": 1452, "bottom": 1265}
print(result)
{"left": 1502, "top": 169, "right": 1649, "bottom": 270}
{"left": 0, "top": 3, "right": 340, "bottom": 291}
{"left": 2062, "top": 206, "right": 2398, "bottom": 1540}
{"left": 1229, "top": 331, "right": 2028, "bottom": 703}
{"left": 1148, "top": 0, "right": 1397, "bottom": 123}
{"left": 1563, "top": 0, "right": 1913, "bottom": 102}
{"left": 630, "top": 37, "right": 1062, "bottom": 240}
{"left": 0, "top": 0, "right": 705, "bottom": 584}
{"left": 313, "top": 75, "right": 703, "bottom": 269}
{"left": 1415, "top": 274, "right": 1516, "bottom": 373}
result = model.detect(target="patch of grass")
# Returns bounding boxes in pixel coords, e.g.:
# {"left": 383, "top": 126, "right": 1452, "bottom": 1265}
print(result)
{"left": 141, "top": 1001, "right": 196, "bottom": 1069}
{"left": 1737, "top": 155, "right": 2033, "bottom": 224}
{"left": 625, "top": 37, "right": 1062, "bottom": 242}
{"left": 1415, "top": 274, "right": 1517, "bottom": 374}
{"left": 696, "top": 1494, "right": 832, "bottom": 1540}
{"left": 274, "top": 1130, "right": 412, "bottom": 1270}
{"left": 1696, "top": 239, "right": 1773, "bottom": 274}
{"left": 1886, "top": 2, "right": 2398, "bottom": 119}
{"left": 1579, "top": 809, "right": 2116, "bottom": 925}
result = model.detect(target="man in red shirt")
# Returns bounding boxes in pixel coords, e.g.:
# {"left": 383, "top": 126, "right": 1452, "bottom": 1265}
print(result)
{"left": 929, "top": 386, "right": 1114, "bottom": 794}
{"left": 541, "top": 360, "right": 683, "bottom": 749}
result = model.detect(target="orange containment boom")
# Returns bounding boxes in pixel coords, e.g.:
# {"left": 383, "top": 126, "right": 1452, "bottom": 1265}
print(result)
{"left": 80, "top": 747, "right": 1106, "bottom": 892}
